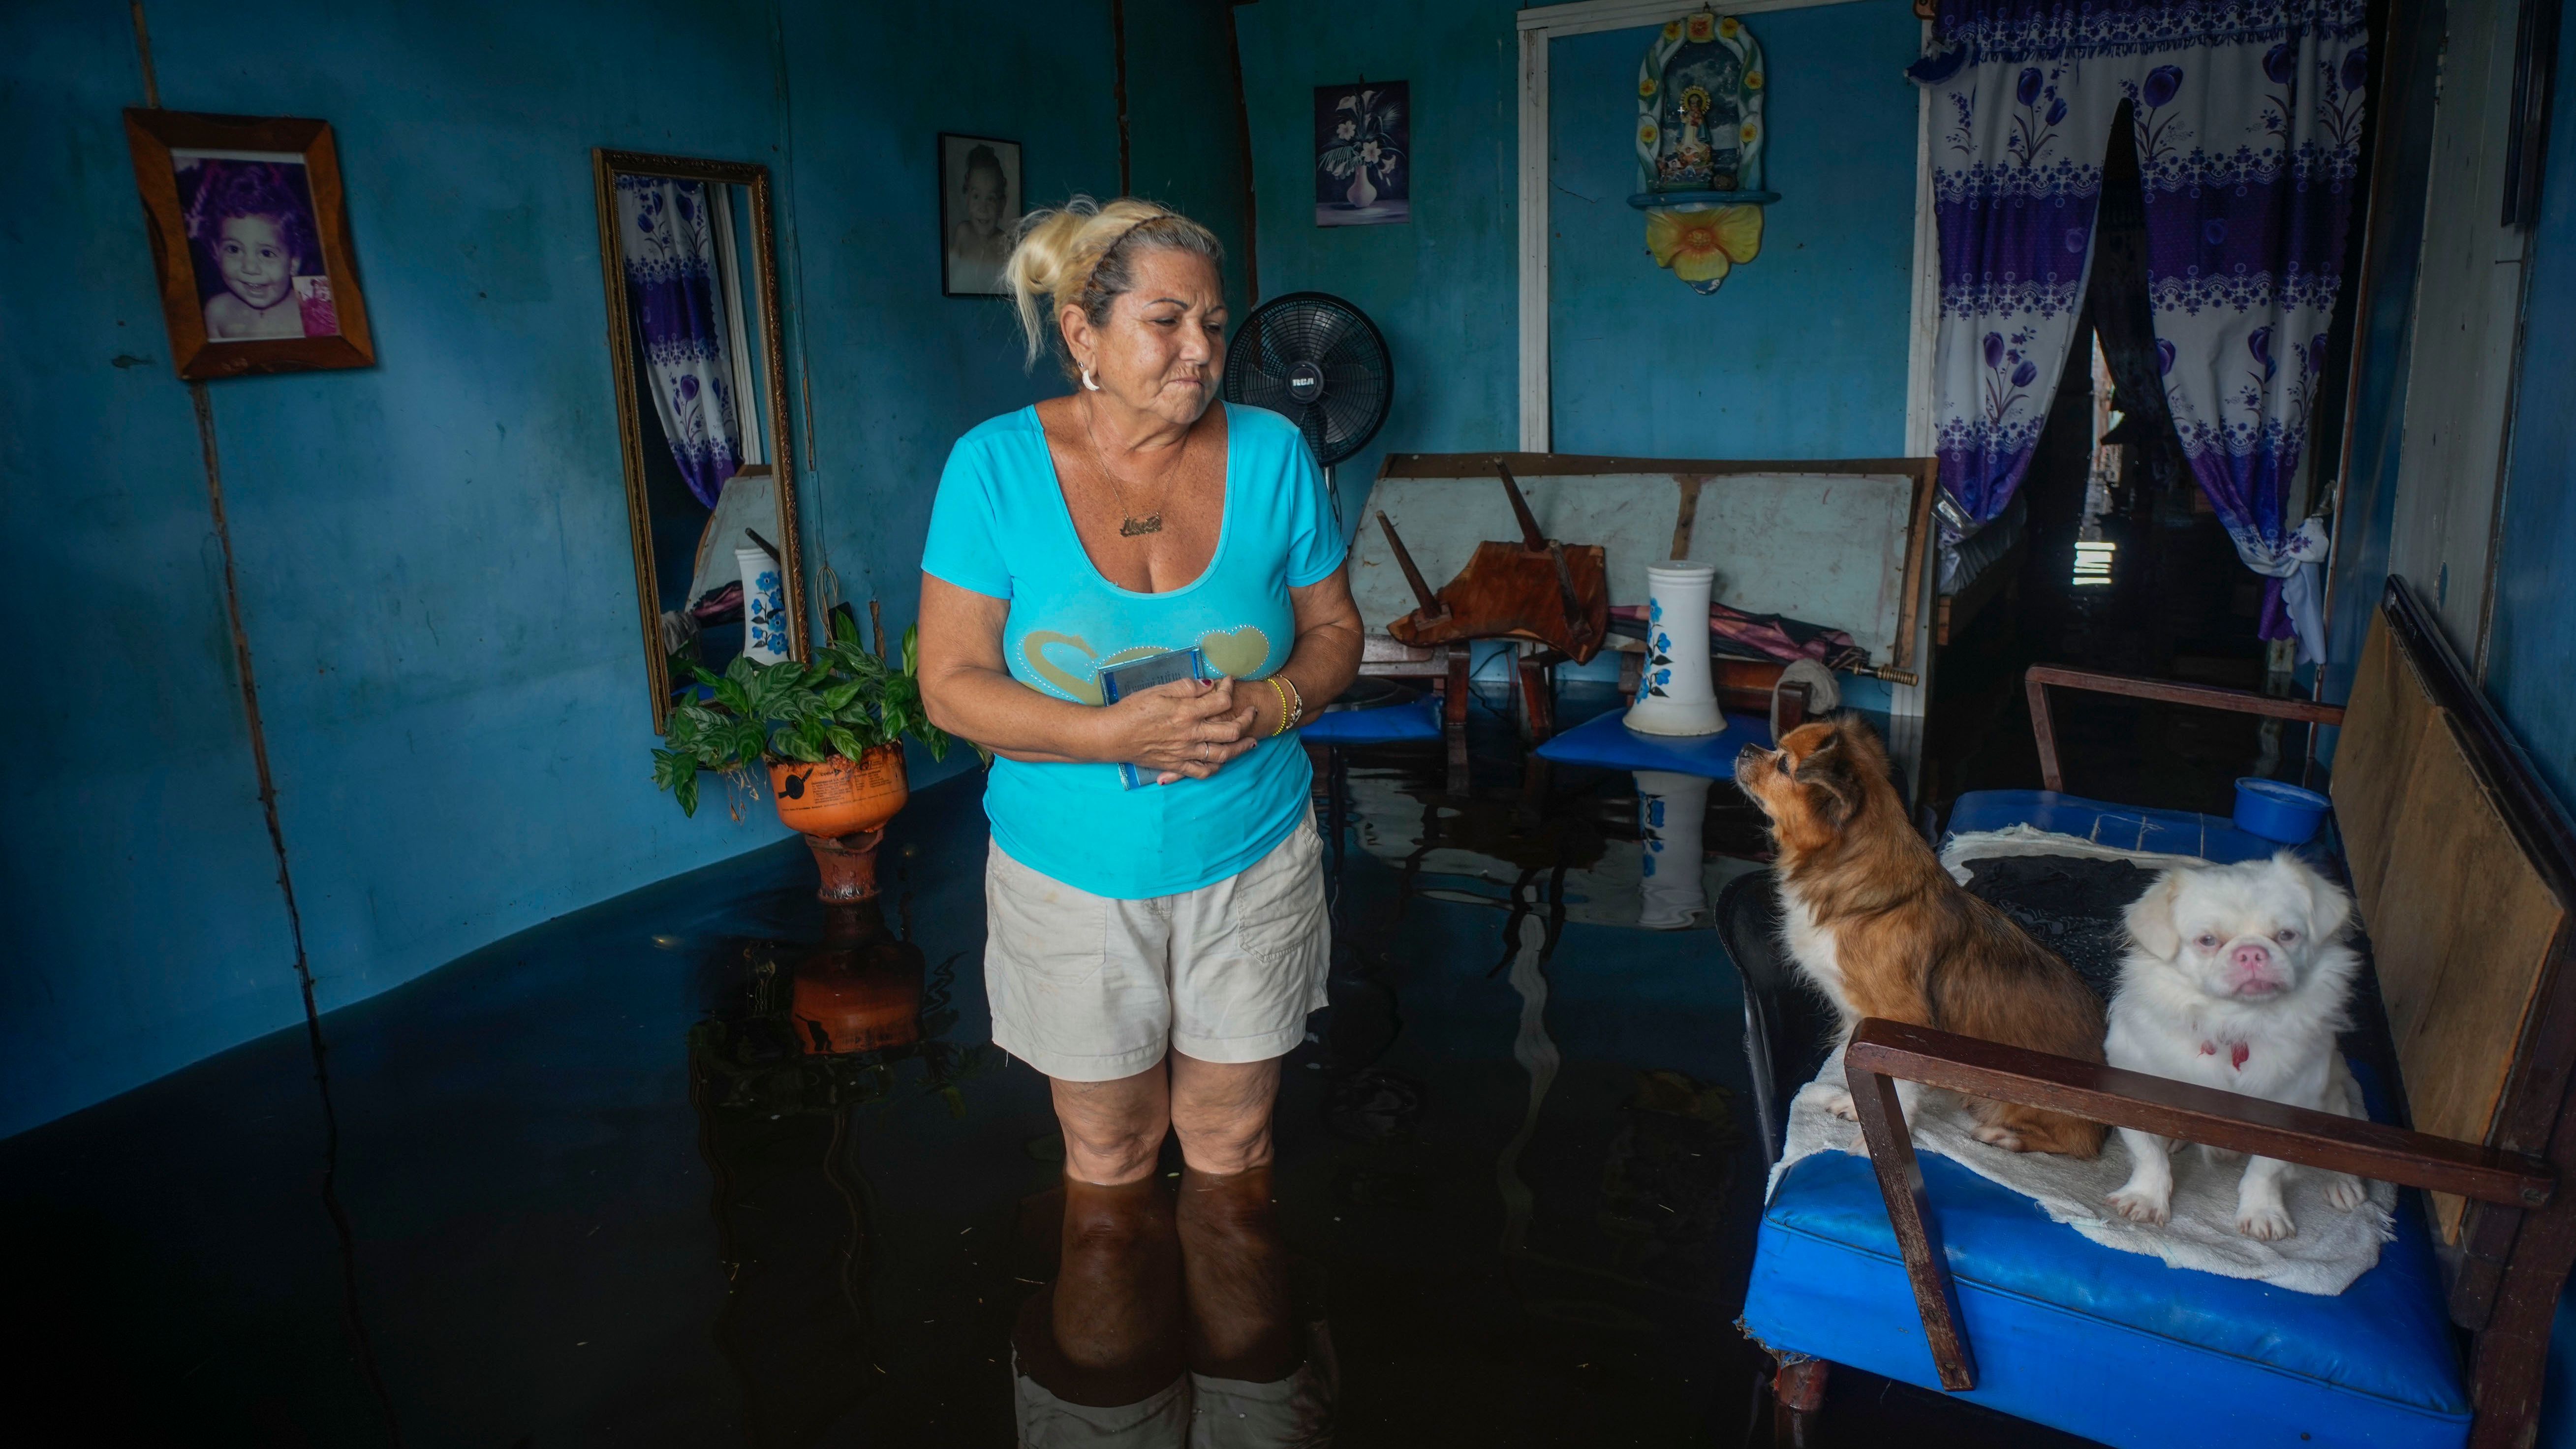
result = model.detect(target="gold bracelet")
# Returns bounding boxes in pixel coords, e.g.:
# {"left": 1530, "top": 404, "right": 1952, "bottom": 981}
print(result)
{"left": 1267, "top": 676, "right": 1293, "bottom": 736}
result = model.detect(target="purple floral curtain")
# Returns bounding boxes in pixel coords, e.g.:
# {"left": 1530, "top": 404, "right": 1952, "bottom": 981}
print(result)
{"left": 616, "top": 176, "right": 742, "bottom": 508}
{"left": 1913, "top": 0, "right": 2365, "bottom": 660}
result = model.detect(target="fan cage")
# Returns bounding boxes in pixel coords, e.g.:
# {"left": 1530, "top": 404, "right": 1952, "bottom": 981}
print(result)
{"left": 1222, "top": 291, "right": 1392, "bottom": 469}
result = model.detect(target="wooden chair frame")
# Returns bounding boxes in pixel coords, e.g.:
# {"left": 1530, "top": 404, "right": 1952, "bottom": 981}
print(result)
{"left": 1842, "top": 581, "right": 2576, "bottom": 1449}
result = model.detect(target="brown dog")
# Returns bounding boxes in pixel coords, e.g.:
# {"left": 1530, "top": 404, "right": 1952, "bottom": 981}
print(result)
{"left": 1736, "top": 716, "right": 2107, "bottom": 1157}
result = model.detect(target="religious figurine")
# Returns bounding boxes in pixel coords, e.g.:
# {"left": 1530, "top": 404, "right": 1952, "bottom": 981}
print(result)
{"left": 1661, "top": 85, "right": 1716, "bottom": 189}
{"left": 1633, "top": 7, "right": 1775, "bottom": 293}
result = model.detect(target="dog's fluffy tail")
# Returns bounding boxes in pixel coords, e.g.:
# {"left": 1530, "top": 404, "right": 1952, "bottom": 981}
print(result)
{"left": 1972, "top": 1099, "right": 2108, "bottom": 1158}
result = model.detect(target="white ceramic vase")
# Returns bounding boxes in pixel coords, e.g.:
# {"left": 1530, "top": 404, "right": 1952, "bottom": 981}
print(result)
{"left": 1635, "top": 769, "right": 1711, "bottom": 930}
{"left": 1624, "top": 562, "right": 1726, "bottom": 736}
{"left": 738, "top": 545, "right": 789, "bottom": 664}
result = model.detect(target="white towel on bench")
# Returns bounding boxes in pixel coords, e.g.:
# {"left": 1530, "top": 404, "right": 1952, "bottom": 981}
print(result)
{"left": 1768, "top": 1046, "right": 2398, "bottom": 1296}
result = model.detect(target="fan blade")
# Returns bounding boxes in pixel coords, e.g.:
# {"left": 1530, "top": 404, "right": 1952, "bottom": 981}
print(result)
{"left": 1295, "top": 310, "right": 1358, "bottom": 365}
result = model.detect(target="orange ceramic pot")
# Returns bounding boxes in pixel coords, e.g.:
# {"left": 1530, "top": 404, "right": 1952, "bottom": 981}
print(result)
{"left": 790, "top": 903, "right": 925, "bottom": 1055}
{"left": 768, "top": 745, "right": 909, "bottom": 839}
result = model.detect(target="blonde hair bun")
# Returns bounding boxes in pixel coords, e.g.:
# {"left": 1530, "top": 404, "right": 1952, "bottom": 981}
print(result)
{"left": 1004, "top": 195, "right": 1224, "bottom": 373}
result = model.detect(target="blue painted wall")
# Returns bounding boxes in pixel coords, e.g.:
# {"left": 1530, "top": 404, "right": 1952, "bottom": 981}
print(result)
{"left": 2485, "top": 1, "right": 2576, "bottom": 810}
{"left": 1124, "top": 0, "right": 1258, "bottom": 318}
{"left": 2316, "top": 0, "right": 2447, "bottom": 721}
{"left": 0, "top": 0, "right": 1241, "bottom": 1138}
{"left": 1233, "top": 0, "right": 1524, "bottom": 522}
{"left": 1547, "top": 2, "right": 1921, "bottom": 459}
{"left": 1233, "top": 0, "right": 1924, "bottom": 529}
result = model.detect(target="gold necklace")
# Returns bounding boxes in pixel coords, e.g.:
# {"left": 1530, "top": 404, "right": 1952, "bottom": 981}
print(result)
{"left": 1083, "top": 398, "right": 1185, "bottom": 537}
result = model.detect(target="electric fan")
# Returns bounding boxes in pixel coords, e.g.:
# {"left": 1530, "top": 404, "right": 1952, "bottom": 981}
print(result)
{"left": 1222, "top": 291, "right": 1393, "bottom": 530}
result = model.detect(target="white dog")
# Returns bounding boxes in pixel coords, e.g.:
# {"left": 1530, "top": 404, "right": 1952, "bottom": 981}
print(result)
{"left": 2103, "top": 852, "right": 2373, "bottom": 1240}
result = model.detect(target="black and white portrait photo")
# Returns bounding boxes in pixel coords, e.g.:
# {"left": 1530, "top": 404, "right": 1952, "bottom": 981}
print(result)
{"left": 939, "top": 134, "right": 1021, "bottom": 297}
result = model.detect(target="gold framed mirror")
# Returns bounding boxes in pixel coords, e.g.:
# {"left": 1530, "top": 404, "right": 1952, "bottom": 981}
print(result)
{"left": 591, "top": 149, "right": 805, "bottom": 731}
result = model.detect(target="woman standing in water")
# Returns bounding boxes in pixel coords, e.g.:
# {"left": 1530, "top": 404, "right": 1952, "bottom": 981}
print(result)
{"left": 917, "top": 195, "right": 1354, "bottom": 1438}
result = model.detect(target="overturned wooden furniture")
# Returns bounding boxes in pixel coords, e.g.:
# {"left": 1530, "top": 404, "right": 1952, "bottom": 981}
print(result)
{"left": 1354, "top": 451, "right": 1935, "bottom": 755}
{"left": 1377, "top": 463, "right": 1610, "bottom": 665}
{"left": 1745, "top": 578, "right": 2575, "bottom": 1449}
{"left": 1373, "top": 462, "right": 1608, "bottom": 748}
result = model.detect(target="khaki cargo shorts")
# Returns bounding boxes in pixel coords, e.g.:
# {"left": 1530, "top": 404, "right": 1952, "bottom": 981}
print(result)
{"left": 984, "top": 808, "right": 1331, "bottom": 1081}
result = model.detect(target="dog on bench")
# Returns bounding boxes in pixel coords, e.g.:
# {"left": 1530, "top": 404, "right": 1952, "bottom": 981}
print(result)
{"left": 1736, "top": 716, "right": 2108, "bottom": 1157}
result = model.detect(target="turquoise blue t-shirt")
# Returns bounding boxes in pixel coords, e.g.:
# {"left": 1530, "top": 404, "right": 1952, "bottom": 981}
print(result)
{"left": 920, "top": 403, "right": 1346, "bottom": 899}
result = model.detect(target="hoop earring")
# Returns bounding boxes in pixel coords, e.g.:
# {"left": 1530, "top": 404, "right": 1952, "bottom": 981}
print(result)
{"left": 1081, "top": 367, "right": 1101, "bottom": 392}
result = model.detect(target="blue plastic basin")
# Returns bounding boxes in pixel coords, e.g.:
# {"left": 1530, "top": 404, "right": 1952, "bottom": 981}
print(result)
{"left": 2233, "top": 777, "right": 2331, "bottom": 844}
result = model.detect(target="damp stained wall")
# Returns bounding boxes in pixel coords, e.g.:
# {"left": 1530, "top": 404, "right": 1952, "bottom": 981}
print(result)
{"left": 0, "top": 0, "right": 1242, "bottom": 1137}
{"left": 2484, "top": 0, "right": 2576, "bottom": 810}
{"left": 2318, "top": 0, "right": 2452, "bottom": 717}
{"left": 1231, "top": 0, "right": 1924, "bottom": 535}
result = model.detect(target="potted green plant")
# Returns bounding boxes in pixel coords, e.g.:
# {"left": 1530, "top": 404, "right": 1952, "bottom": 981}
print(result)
{"left": 652, "top": 607, "right": 956, "bottom": 900}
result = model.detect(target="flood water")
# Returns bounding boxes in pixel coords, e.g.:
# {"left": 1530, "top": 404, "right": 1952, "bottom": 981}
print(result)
{"left": 0, "top": 686, "right": 2085, "bottom": 1448}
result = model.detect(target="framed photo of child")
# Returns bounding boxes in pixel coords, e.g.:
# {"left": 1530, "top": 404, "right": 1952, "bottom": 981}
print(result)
{"left": 938, "top": 134, "right": 1021, "bottom": 298}
{"left": 124, "top": 110, "right": 375, "bottom": 379}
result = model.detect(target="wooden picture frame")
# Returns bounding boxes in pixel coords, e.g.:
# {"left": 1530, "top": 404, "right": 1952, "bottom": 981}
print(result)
{"left": 591, "top": 150, "right": 807, "bottom": 732}
{"left": 123, "top": 110, "right": 375, "bottom": 380}
{"left": 937, "top": 133, "right": 1022, "bottom": 298}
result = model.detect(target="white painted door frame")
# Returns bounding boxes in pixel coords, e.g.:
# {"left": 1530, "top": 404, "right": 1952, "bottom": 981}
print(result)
{"left": 1515, "top": 0, "right": 1941, "bottom": 734}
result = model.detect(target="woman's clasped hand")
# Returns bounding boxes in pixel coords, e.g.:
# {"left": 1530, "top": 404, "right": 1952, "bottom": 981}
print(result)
{"left": 1109, "top": 676, "right": 1262, "bottom": 785}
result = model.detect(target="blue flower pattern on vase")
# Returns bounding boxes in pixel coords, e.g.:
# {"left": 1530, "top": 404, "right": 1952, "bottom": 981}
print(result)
{"left": 746, "top": 568, "right": 787, "bottom": 656}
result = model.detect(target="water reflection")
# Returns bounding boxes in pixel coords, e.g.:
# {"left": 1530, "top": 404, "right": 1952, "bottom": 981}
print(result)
{"left": 1330, "top": 722, "right": 1770, "bottom": 930}
{"left": 1634, "top": 770, "right": 1712, "bottom": 930}
{"left": 1012, "top": 1168, "right": 1334, "bottom": 1446}
{"left": 679, "top": 711, "right": 1765, "bottom": 1446}
{"left": 687, "top": 897, "right": 999, "bottom": 1443}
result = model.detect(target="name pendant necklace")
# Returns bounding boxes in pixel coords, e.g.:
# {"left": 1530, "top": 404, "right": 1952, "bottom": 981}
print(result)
{"left": 1085, "top": 395, "right": 1185, "bottom": 537}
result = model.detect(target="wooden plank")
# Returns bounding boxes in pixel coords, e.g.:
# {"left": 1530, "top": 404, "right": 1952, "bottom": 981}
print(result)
{"left": 1382, "top": 451, "right": 1934, "bottom": 480}
{"left": 2026, "top": 668, "right": 2065, "bottom": 793}
{"left": 1668, "top": 474, "right": 1705, "bottom": 560}
{"left": 1846, "top": 1057, "right": 1978, "bottom": 1390}
{"left": 1845, "top": 1019, "right": 2554, "bottom": 1206}
{"left": 2025, "top": 665, "right": 2347, "bottom": 724}
{"left": 2370, "top": 709, "right": 2568, "bottom": 1238}
{"left": 2022, "top": 664, "right": 2345, "bottom": 795}
{"left": 2466, "top": 1084, "right": 2576, "bottom": 1448}
{"left": 2330, "top": 612, "right": 2434, "bottom": 918}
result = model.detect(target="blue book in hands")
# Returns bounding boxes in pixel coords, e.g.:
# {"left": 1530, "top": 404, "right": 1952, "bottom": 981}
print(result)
{"left": 1098, "top": 647, "right": 1212, "bottom": 789}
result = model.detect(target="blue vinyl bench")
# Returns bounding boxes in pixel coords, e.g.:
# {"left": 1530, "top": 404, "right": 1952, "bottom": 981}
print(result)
{"left": 1730, "top": 581, "right": 2576, "bottom": 1449}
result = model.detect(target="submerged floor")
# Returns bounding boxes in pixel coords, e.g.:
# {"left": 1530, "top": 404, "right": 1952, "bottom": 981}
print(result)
{"left": 7, "top": 692, "right": 2115, "bottom": 1448}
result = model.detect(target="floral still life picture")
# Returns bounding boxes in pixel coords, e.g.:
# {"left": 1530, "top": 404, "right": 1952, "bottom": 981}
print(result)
{"left": 1315, "top": 83, "right": 1408, "bottom": 226}
{"left": 124, "top": 110, "right": 375, "bottom": 379}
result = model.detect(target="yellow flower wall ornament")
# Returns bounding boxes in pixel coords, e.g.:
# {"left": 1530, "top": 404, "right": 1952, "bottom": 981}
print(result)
{"left": 1633, "top": 6, "right": 1776, "bottom": 294}
{"left": 1647, "top": 206, "right": 1763, "bottom": 291}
